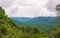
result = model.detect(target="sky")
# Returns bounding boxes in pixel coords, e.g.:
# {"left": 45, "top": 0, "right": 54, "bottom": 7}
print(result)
{"left": 0, "top": 0, "right": 60, "bottom": 17}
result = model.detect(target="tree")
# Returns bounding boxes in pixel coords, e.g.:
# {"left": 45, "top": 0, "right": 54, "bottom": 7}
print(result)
{"left": 56, "top": 4, "right": 60, "bottom": 16}
{"left": 50, "top": 25, "right": 60, "bottom": 38}
{"left": 54, "top": 4, "right": 60, "bottom": 24}
{"left": 0, "top": 7, "right": 6, "bottom": 18}
{"left": 49, "top": 4, "right": 60, "bottom": 38}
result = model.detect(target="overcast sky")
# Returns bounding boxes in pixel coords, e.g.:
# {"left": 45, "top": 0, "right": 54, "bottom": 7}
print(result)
{"left": 0, "top": 0, "right": 60, "bottom": 17}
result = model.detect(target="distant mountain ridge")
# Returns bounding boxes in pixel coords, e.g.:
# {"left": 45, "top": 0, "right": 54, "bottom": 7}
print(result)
{"left": 11, "top": 17, "right": 32, "bottom": 22}
{"left": 11, "top": 17, "right": 55, "bottom": 22}
{"left": 29, "top": 17, "right": 55, "bottom": 22}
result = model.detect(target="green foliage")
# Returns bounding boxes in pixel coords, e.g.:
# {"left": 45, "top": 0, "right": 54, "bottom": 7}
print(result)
{"left": 20, "top": 26, "right": 49, "bottom": 38}
{"left": 0, "top": 7, "right": 6, "bottom": 18}
{"left": 0, "top": 7, "right": 22, "bottom": 38}
{"left": 50, "top": 25, "right": 60, "bottom": 38}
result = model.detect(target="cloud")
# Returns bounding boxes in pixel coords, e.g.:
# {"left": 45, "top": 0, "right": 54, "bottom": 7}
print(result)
{"left": 0, "top": 0, "right": 14, "bottom": 8}
{"left": 12, "top": 0, "right": 46, "bottom": 6}
{"left": 0, "top": 0, "right": 57, "bottom": 17}
{"left": 46, "top": 0, "right": 60, "bottom": 11}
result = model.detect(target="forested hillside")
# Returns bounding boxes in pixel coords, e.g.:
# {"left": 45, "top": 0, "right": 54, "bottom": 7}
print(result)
{"left": 0, "top": 6, "right": 60, "bottom": 38}
{"left": 0, "top": 7, "right": 23, "bottom": 38}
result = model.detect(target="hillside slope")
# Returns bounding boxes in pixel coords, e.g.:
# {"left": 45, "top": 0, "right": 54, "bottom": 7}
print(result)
{"left": 0, "top": 7, "right": 22, "bottom": 38}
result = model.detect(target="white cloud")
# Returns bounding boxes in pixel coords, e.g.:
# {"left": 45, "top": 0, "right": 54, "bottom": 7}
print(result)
{"left": 12, "top": 0, "right": 46, "bottom": 6}
{"left": 0, "top": 0, "right": 14, "bottom": 8}
{"left": 47, "top": 0, "right": 60, "bottom": 11}
{"left": 0, "top": 0, "right": 58, "bottom": 17}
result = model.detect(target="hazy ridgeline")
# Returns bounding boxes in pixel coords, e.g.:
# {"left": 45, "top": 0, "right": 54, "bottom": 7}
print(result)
{"left": 0, "top": 4, "right": 60, "bottom": 38}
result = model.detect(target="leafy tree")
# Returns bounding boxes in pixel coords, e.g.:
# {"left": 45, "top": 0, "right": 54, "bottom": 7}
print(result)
{"left": 0, "top": 7, "right": 6, "bottom": 18}
{"left": 56, "top": 4, "right": 60, "bottom": 16}
{"left": 54, "top": 4, "right": 60, "bottom": 24}
{"left": 49, "top": 4, "right": 60, "bottom": 38}
{"left": 50, "top": 25, "right": 60, "bottom": 38}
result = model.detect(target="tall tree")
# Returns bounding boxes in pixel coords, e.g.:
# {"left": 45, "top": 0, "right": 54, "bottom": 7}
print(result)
{"left": 0, "top": 7, "right": 6, "bottom": 18}
{"left": 54, "top": 4, "right": 60, "bottom": 24}
{"left": 56, "top": 4, "right": 60, "bottom": 16}
{"left": 50, "top": 4, "right": 60, "bottom": 38}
